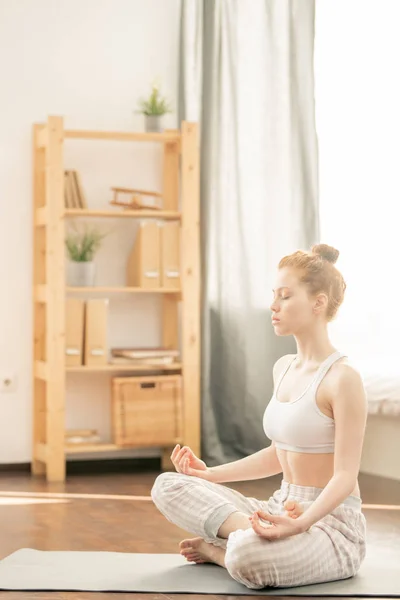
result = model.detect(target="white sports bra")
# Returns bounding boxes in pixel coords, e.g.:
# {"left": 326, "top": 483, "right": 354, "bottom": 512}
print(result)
{"left": 263, "top": 351, "right": 346, "bottom": 454}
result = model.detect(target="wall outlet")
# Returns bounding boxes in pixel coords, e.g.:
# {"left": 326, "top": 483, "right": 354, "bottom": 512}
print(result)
{"left": 0, "top": 374, "right": 17, "bottom": 393}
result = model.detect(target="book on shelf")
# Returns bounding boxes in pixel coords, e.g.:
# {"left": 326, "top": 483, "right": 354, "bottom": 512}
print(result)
{"left": 65, "top": 429, "right": 101, "bottom": 445}
{"left": 65, "top": 429, "right": 97, "bottom": 437}
{"left": 111, "top": 347, "right": 180, "bottom": 360}
{"left": 64, "top": 170, "right": 88, "bottom": 209}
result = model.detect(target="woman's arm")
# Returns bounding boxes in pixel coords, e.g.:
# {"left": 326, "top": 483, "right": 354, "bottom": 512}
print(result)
{"left": 208, "top": 442, "right": 282, "bottom": 483}
{"left": 295, "top": 364, "right": 368, "bottom": 532}
{"left": 207, "top": 356, "right": 293, "bottom": 484}
{"left": 173, "top": 356, "right": 290, "bottom": 484}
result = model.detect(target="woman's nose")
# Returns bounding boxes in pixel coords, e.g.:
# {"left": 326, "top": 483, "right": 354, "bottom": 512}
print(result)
{"left": 270, "top": 301, "right": 279, "bottom": 313}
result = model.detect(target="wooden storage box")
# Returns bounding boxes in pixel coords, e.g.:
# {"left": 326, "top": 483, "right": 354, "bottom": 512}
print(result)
{"left": 111, "top": 375, "right": 183, "bottom": 447}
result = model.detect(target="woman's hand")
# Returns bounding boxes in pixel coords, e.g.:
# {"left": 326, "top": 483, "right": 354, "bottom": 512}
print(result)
{"left": 283, "top": 500, "right": 304, "bottom": 519}
{"left": 249, "top": 501, "right": 306, "bottom": 540}
{"left": 170, "top": 444, "right": 211, "bottom": 479}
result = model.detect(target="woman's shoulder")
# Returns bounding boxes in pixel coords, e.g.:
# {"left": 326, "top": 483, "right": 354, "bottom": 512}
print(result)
{"left": 272, "top": 353, "right": 296, "bottom": 383}
{"left": 331, "top": 355, "right": 362, "bottom": 377}
{"left": 326, "top": 355, "right": 365, "bottom": 392}
{"left": 318, "top": 356, "right": 367, "bottom": 417}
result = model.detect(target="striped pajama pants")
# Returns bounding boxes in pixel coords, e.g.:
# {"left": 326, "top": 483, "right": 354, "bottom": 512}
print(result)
{"left": 151, "top": 473, "right": 367, "bottom": 590}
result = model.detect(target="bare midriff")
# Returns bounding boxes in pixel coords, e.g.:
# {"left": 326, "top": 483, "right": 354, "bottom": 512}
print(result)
{"left": 276, "top": 449, "right": 361, "bottom": 498}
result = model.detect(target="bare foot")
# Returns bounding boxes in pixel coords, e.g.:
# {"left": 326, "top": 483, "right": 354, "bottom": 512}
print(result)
{"left": 179, "top": 537, "right": 226, "bottom": 567}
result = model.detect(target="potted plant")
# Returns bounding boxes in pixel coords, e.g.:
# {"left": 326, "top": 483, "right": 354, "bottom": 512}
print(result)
{"left": 65, "top": 226, "right": 105, "bottom": 286}
{"left": 137, "top": 82, "right": 172, "bottom": 132}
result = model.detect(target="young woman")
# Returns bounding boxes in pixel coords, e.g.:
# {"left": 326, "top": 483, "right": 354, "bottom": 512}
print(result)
{"left": 151, "top": 244, "right": 367, "bottom": 590}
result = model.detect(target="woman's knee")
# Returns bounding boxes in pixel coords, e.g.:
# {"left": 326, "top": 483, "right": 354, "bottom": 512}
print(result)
{"left": 150, "top": 471, "right": 186, "bottom": 508}
{"left": 225, "top": 530, "right": 275, "bottom": 589}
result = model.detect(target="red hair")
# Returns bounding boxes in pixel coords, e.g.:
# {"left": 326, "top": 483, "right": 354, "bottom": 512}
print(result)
{"left": 279, "top": 244, "right": 346, "bottom": 321}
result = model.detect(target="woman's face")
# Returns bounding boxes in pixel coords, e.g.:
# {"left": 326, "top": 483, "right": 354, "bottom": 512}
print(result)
{"left": 270, "top": 268, "right": 320, "bottom": 336}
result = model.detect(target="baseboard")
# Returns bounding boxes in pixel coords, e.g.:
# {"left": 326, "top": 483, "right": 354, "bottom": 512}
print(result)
{"left": 66, "top": 456, "right": 161, "bottom": 474}
{"left": 0, "top": 463, "right": 30, "bottom": 472}
{"left": 0, "top": 457, "right": 161, "bottom": 475}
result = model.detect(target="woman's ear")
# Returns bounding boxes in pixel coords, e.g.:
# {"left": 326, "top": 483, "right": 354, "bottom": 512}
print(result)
{"left": 313, "top": 293, "right": 328, "bottom": 315}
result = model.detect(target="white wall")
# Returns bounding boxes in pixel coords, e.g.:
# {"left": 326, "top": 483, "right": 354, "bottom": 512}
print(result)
{"left": 0, "top": 0, "right": 181, "bottom": 463}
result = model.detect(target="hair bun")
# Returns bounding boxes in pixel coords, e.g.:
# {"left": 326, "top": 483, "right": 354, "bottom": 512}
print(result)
{"left": 311, "top": 243, "right": 339, "bottom": 264}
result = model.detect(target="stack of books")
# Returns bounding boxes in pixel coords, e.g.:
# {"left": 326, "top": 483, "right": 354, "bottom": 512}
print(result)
{"left": 110, "top": 347, "right": 180, "bottom": 366}
{"left": 65, "top": 429, "right": 101, "bottom": 445}
{"left": 64, "top": 170, "right": 87, "bottom": 209}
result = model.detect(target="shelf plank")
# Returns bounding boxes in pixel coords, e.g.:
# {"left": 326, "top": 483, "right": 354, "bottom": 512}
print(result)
{"left": 35, "top": 443, "right": 48, "bottom": 463}
{"left": 46, "top": 116, "right": 66, "bottom": 482}
{"left": 32, "top": 123, "right": 47, "bottom": 477}
{"left": 34, "top": 284, "right": 48, "bottom": 303}
{"left": 65, "top": 443, "right": 119, "bottom": 454}
{"left": 65, "top": 209, "right": 181, "bottom": 220}
{"left": 36, "top": 127, "right": 48, "bottom": 149}
{"left": 66, "top": 363, "right": 182, "bottom": 373}
{"left": 35, "top": 207, "right": 48, "bottom": 226}
{"left": 64, "top": 130, "right": 180, "bottom": 143}
{"left": 66, "top": 286, "right": 181, "bottom": 294}
{"left": 181, "top": 122, "right": 201, "bottom": 457}
{"left": 34, "top": 360, "right": 49, "bottom": 381}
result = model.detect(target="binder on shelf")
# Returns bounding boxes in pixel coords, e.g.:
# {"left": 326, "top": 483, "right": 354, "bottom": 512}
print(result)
{"left": 65, "top": 298, "right": 85, "bottom": 366}
{"left": 160, "top": 221, "right": 180, "bottom": 289}
{"left": 84, "top": 299, "right": 109, "bottom": 366}
{"left": 126, "top": 221, "right": 161, "bottom": 288}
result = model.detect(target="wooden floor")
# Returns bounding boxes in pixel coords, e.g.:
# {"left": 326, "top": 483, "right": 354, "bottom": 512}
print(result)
{"left": 0, "top": 467, "right": 399, "bottom": 600}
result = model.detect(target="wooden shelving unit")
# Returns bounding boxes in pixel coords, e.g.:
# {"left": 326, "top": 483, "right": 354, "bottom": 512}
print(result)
{"left": 32, "top": 116, "right": 200, "bottom": 482}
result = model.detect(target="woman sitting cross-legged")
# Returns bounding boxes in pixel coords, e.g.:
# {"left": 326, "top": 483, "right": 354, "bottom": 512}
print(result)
{"left": 151, "top": 244, "right": 367, "bottom": 590}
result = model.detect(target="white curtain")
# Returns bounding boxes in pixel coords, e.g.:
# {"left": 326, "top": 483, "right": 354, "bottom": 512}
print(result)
{"left": 180, "top": 0, "right": 319, "bottom": 464}
{"left": 315, "top": 1, "right": 400, "bottom": 365}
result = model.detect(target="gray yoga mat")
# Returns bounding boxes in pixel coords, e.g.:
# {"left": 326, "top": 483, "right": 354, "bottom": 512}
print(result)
{"left": 0, "top": 547, "right": 398, "bottom": 596}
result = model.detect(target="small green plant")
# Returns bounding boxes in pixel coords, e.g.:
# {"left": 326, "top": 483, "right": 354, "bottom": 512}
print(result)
{"left": 65, "top": 227, "right": 105, "bottom": 262}
{"left": 137, "top": 83, "right": 172, "bottom": 116}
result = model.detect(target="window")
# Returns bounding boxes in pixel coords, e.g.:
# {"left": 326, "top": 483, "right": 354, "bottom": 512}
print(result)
{"left": 315, "top": 1, "right": 400, "bottom": 361}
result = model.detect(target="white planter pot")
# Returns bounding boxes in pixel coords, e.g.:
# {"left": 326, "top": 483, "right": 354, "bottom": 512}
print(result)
{"left": 145, "top": 115, "right": 163, "bottom": 133}
{"left": 67, "top": 261, "right": 96, "bottom": 287}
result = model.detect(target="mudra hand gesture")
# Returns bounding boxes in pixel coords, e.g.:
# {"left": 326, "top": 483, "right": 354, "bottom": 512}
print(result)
{"left": 250, "top": 500, "right": 305, "bottom": 540}
{"left": 171, "top": 444, "right": 211, "bottom": 480}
